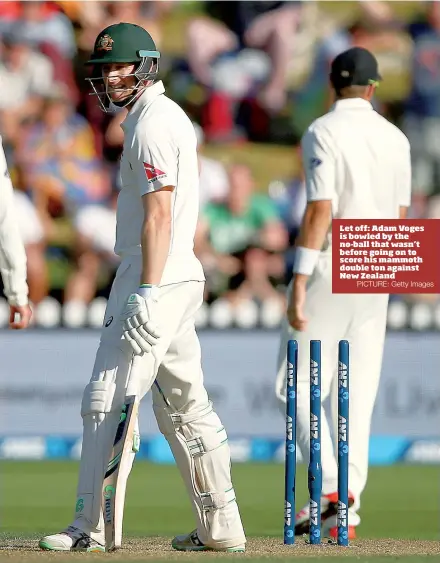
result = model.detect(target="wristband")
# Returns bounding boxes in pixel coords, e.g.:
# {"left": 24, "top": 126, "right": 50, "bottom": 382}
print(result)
{"left": 293, "top": 246, "right": 320, "bottom": 276}
{"left": 138, "top": 284, "right": 156, "bottom": 299}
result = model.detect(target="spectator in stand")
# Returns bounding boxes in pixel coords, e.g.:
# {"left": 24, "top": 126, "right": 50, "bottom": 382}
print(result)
{"left": 70, "top": 0, "right": 171, "bottom": 55}
{"left": 0, "top": 26, "right": 53, "bottom": 147}
{"left": 186, "top": 1, "right": 303, "bottom": 141}
{"left": 103, "top": 1, "right": 170, "bottom": 46}
{"left": 193, "top": 122, "right": 229, "bottom": 209}
{"left": 0, "top": 0, "right": 76, "bottom": 59}
{"left": 403, "top": 1, "right": 440, "bottom": 197}
{"left": 195, "top": 163, "right": 288, "bottom": 305}
{"left": 13, "top": 185, "right": 49, "bottom": 305}
{"left": 268, "top": 146, "right": 307, "bottom": 280}
{"left": 15, "top": 85, "right": 111, "bottom": 319}
{"left": 0, "top": 0, "right": 78, "bottom": 102}
{"left": 69, "top": 184, "right": 119, "bottom": 323}
{"left": 293, "top": 0, "right": 400, "bottom": 127}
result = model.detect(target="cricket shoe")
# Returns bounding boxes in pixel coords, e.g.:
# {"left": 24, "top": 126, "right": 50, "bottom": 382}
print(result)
{"left": 294, "top": 492, "right": 355, "bottom": 536}
{"left": 328, "top": 524, "right": 357, "bottom": 540}
{"left": 39, "top": 526, "right": 105, "bottom": 552}
{"left": 172, "top": 530, "right": 245, "bottom": 552}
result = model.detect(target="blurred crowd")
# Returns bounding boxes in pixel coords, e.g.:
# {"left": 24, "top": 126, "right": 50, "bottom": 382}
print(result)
{"left": 0, "top": 0, "right": 439, "bottom": 327}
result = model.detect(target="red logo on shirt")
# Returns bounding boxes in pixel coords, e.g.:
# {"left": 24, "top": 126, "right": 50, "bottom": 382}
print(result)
{"left": 143, "top": 162, "right": 166, "bottom": 182}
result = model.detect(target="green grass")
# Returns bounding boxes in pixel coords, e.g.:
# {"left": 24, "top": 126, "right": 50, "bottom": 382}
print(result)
{"left": 149, "top": 561, "right": 432, "bottom": 563}
{"left": 102, "top": 560, "right": 440, "bottom": 563}
{"left": 0, "top": 462, "right": 438, "bottom": 540}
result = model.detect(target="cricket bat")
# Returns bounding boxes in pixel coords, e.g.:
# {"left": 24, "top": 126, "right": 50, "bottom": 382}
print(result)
{"left": 102, "top": 394, "right": 139, "bottom": 552}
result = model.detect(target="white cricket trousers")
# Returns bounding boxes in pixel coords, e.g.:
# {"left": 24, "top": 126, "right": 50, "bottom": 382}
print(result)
{"left": 72, "top": 255, "right": 246, "bottom": 549}
{"left": 275, "top": 254, "right": 388, "bottom": 526}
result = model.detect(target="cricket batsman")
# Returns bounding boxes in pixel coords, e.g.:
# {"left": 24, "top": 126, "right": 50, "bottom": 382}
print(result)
{"left": 0, "top": 138, "right": 32, "bottom": 329}
{"left": 39, "top": 23, "right": 246, "bottom": 553}
{"left": 275, "top": 48, "right": 412, "bottom": 539}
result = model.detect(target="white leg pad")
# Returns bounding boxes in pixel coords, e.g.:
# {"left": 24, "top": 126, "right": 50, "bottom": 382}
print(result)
{"left": 80, "top": 380, "right": 117, "bottom": 415}
{"left": 154, "top": 400, "right": 246, "bottom": 549}
{"left": 72, "top": 379, "right": 122, "bottom": 542}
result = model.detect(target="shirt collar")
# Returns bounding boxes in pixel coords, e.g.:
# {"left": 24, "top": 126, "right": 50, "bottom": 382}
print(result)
{"left": 330, "top": 98, "right": 373, "bottom": 112}
{"left": 121, "top": 80, "right": 165, "bottom": 129}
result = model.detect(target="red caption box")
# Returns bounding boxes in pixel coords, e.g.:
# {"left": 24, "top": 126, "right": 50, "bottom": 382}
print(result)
{"left": 332, "top": 219, "right": 440, "bottom": 294}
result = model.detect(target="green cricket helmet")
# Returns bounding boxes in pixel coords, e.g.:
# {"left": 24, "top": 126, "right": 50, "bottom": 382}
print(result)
{"left": 85, "top": 22, "right": 160, "bottom": 112}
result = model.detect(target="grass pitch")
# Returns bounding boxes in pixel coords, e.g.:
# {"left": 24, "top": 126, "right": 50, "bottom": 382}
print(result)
{"left": 0, "top": 462, "right": 439, "bottom": 561}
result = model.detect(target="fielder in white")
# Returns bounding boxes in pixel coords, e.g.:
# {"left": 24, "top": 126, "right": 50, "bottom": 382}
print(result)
{"left": 39, "top": 23, "right": 246, "bottom": 553}
{"left": 0, "top": 137, "right": 32, "bottom": 329}
{"left": 275, "top": 47, "right": 411, "bottom": 539}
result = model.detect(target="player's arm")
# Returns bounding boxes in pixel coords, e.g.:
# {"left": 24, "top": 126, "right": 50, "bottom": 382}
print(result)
{"left": 0, "top": 139, "right": 32, "bottom": 329}
{"left": 294, "top": 200, "right": 332, "bottom": 282}
{"left": 287, "top": 126, "right": 336, "bottom": 331}
{"left": 293, "top": 127, "right": 335, "bottom": 282}
{"left": 398, "top": 135, "right": 412, "bottom": 220}
{"left": 120, "top": 124, "right": 178, "bottom": 355}
{"left": 133, "top": 124, "right": 178, "bottom": 285}
{"left": 141, "top": 186, "right": 173, "bottom": 285}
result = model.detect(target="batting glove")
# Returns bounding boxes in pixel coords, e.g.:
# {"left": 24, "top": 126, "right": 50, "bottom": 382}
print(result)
{"left": 121, "top": 285, "right": 161, "bottom": 355}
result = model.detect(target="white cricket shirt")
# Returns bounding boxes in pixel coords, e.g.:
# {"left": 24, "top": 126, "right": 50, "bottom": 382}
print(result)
{"left": 0, "top": 137, "right": 29, "bottom": 306}
{"left": 301, "top": 98, "right": 411, "bottom": 251}
{"left": 117, "top": 81, "right": 205, "bottom": 285}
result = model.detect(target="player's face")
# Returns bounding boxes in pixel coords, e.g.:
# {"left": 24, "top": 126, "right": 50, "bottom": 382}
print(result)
{"left": 102, "top": 63, "right": 137, "bottom": 102}
{"left": 44, "top": 99, "right": 71, "bottom": 127}
{"left": 228, "top": 165, "right": 254, "bottom": 215}
{"left": 3, "top": 42, "right": 28, "bottom": 69}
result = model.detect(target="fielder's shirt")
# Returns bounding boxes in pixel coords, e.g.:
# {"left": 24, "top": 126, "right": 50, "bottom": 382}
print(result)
{"left": 117, "top": 81, "right": 205, "bottom": 285}
{"left": 301, "top": 98, "right": 412, "bottom": 252}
